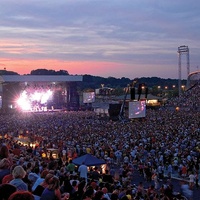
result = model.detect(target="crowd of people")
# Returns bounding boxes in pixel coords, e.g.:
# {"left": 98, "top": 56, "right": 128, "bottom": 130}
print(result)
{"left": 164, "top": 83, "right": 200, "bottom": 110}
{"left": 0, "top": 82, "right": 199, "bottom": 200}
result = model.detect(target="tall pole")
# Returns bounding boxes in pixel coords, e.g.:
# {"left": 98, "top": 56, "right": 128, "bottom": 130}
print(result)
{"left": 178, "top": 51, "right": 181, "bottom": 97}
{"left": 118, "top": 85, "right": 129, "bottom": 121}
{"left": 186, "top": 48, "right": 190, "bottom": 88}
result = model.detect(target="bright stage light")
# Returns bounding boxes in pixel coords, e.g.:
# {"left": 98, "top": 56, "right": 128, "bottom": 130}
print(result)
{"left": 16, "top": 89, "right": 53, "bottom": 111}
{"left": 17, "top": 91, "right": 32, "bottom": 111}
{"left": 31, "top": 91, "right": 42, "bottom": 101}
{"left": 41, "top": 90, "right": 52, "bottom": 104}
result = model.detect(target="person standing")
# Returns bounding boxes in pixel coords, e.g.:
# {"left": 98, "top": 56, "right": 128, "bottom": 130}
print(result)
{"left": 0, "top": 144, "right": 13, "bottom": 166}
{"left": 0, "top": 158, "right": 11, "bottom": 184}
{"left": 78, "top": 162, "right": 88, "bottom": 182}
{"left": 188, "top": 171, "right": 195, "bottom": 189}
{"left": 66, "top": 160, "right": 75, "bottom": 175}
{"left": 152, "top": 172, "right": 159, "bottom": 190}
{"left": 40, "top": 175, "right": 68, "bottom": 200}
{"left": 181, "top": 180, "right": 193, "bottom": 200}
{"left": 195, "top": 171, "right": 199, "bottom": 188}
{"left": 91, "top": 167, "right": 101, "bottom": 181}
{"left": 9, "top": 166, "right": 28, "bottom": 191}
{"left": 167, "top": 164, "right": 173, "bottom": 179}
{"left": 62, "top": 148, "right": 67, "bottom": 163}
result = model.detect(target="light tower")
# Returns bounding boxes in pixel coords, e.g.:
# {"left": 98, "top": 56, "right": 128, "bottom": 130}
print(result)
{"left": 177, "top": 45, "right": 190, "bottom": 96}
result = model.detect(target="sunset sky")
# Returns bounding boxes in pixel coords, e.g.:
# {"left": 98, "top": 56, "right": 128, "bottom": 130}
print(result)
{"left": 0, "top": 0, "right": 200, "bottom": 79}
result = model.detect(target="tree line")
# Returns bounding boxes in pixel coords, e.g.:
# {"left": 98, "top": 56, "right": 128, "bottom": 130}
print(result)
{"left": 0, "top": 68, "right": 186, "bottom": 93}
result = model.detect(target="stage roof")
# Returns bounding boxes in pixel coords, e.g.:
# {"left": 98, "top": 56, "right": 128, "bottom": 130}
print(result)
{"left": 0, "top": 75, "right": 83, "bottom": 83}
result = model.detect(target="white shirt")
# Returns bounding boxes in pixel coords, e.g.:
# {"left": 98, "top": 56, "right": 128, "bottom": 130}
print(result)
{"left": 78, "top": 164, "right": 88, "bottom": 179}
{"left": 189, "top": 174, "right": 195, "bottom": 183}
{"left": 62, "top": 149, "right": 66, "bottom": 155}
{"left": 103, "top": 193, "right": 111, "bottom": 200}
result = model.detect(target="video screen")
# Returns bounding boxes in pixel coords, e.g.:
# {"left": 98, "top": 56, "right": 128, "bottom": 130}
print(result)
{"left": 83, "top": 92, "right": 95, "bottom": 103}
{"left": 128, "top": 100, "right": 146, "bottom": 119}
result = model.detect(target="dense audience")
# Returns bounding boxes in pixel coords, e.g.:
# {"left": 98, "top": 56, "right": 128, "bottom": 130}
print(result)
{"left": 165, "top": 82, "right": 200, "bottom": 110}
{"left": 0, "top": 82, "right": 199, "bottom": 200}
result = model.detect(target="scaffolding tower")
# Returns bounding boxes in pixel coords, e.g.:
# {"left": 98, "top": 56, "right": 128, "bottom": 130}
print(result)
{"left": 177, "top": 45, "right": 190, "bottom": 96}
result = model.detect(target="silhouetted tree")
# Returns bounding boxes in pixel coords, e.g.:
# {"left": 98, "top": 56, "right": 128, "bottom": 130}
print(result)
{"left": 0, "top": 70, "right": 19, "bottom": 75}
{"left": 30, "top": 69, "right": 69, "bottom": 75}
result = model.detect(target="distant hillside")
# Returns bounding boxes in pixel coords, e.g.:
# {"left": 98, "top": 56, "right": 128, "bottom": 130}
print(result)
{"left": 0, "top": 69, "right": 186, "bottom": 90}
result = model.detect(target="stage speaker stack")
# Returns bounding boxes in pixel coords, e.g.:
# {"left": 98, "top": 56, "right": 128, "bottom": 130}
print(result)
{"left": 145, "top": 87, "right": 148, "bottom": 99}
{"left": 138, "top": 84, "right": 142, "bottom": 101}
{"left": 108, "top": 103, "right": 121, "bottom": 121}
{"left": 130, "top": 88, "right": 135, "bottom": 100}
